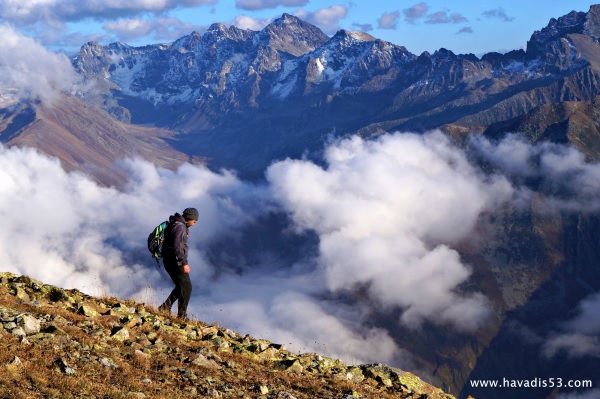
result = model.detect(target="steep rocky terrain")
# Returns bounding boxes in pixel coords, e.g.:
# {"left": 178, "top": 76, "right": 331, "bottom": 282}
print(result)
{"left": 69, "top": 6, "right": 600, "bottom": 178}
{"left": 0, "top": 271, "right": 457, "bottom": 399}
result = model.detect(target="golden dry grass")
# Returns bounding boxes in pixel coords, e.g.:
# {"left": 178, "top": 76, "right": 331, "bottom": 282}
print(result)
{"left": 0, "top": 276, "right": 453, "bottom": 399}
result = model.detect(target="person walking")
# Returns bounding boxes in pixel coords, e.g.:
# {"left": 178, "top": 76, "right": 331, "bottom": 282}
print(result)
{"left": 158, "top": 207, "right": 199, "bottom": 320}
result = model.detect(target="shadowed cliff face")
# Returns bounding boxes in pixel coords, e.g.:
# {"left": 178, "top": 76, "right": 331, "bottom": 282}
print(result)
{"left": 463, "top": 213, "right": 600, "bottom": 399}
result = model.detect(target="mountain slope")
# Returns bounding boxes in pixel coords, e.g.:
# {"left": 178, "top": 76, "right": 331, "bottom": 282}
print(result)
{"left": 0, "top": 96, "right": 192, "bottom": 186}
{"left": 0, "top": 271, "right": 455, "bottom": 399}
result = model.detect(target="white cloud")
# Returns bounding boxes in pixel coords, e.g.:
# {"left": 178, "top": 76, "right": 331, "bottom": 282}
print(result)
{"left": 0, "top": 0, "right": 216, "bottom": 26}
{"left": 0, "top": 144, "right": 263, "bottom": 295}
{"left": 470, "top": 134, "right": 600, "bottom": 212}
{"left": 103, "top": 17, "right": 206, "bottom": 41}
{"left": 294, "top": 5, "right": 348, "bottom": 34}
{"left": 235, "top": 0, "right": 308, "bottom": 11}
{"left": 266, "top": 131, "right": 513, "bottom": 330}
{"left": 378, "top": 11, "right": 400, "bottom": 30}
{"left": 4, "top": 130, "right": 600, "bottom": 370}
{"left": 403, "top": 2, "right": 428, "bottom": 24}
{"left": 425, "top": 11, "right": 467, "bottom": 25}
{"left": 544, "top": 292, "right": 600, "bottom": 359}
{"left": 482, "top": 7, "right": 515, "bottom": 22}
{"left": 0, "top": 142, "right": 408, "bottom": 366}
{"left": 557, "top": 389, "right": 600, "bottom": 399}
{"left": 0, "top": 24, "right": 81, "bottom": 105}
{"left": 544, "top": 333, "right": 600, "bottom": 359}
{"left": 230, "top": 15, "right": 272, "bottom": 31}
{"left": 566, "top": 292, "right": 600, "bottom": 335}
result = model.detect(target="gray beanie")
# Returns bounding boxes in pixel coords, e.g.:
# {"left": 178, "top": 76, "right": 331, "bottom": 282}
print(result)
{"left": 182, "top": 207, "right": 199, "bottom": 221}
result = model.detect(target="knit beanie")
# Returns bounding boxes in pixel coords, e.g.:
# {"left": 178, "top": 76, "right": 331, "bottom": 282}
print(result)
{"left": 182, "top": 207, "right": 199, "bottom": 221}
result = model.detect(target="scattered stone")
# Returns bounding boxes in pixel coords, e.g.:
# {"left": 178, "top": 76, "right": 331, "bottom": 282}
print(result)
{"left": 11, "top": 326, "right": 26, "bottom": 338}
{"left": 0, "top": 271, "right": 457, "bottom": 399}
{"left": 30, "top": 300, "right": 43, "bottom": 308}
{"left": 9, "top": 356, "right": 22, "bottom": 367}
{"left": 78, "top": 304, "right": 99, "bottom": 317}
{"left": 17, "top": 314, "right": 41, "bottom": 335}
{"left": 145, "top": 332, "right": 159, "bottom": 343}
{"left": 345, "top": 366, "right": 365, "bottom": 382}
{"left": 110, "top": 326, "right": 130, "bottom": 341}
{"left": 286, "top": 360, "right": 304, "bottom": 374}
{"left": 46, "top": 287, "right": 69, "bottom": 302}
{"left": 134, "top": 349, "right": 149, "bottom": 361}
{"left": 54, "top": 358, "right": 76, "bottom": 375}
{"left": 14, "top": 287, "right": 31, "bottom": 302}
{"left": 4, "top": 322, "right": 17, "bottom": 330}
{"left": 190, "top": 354, "right": 220, "bottom": 369}
{"left": 99, "top": 357, "right": 118, "bottom": 369}
{"left": 126, "top": 317, "right": 142, "bottom": 329}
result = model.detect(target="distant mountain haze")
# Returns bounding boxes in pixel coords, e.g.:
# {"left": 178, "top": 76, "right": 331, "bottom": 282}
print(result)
{"left": 1, "top": 6, "right": 600, "bottom": 399}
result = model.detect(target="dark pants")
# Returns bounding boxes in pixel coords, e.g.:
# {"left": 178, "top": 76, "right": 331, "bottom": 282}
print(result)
{"left": 160, "top": 261, "right": 192, "bottom": 319}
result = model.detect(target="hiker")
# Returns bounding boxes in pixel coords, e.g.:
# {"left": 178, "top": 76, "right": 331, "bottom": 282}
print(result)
{"left": 158, "top": 207, "right": 199, "bottom": 320}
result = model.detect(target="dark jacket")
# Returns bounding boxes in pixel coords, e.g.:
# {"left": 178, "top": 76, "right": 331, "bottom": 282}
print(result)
{"left": 162, "top": 213, "right": 189, "bottom": 268}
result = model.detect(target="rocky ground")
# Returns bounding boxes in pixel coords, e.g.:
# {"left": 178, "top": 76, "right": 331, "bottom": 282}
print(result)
{"left": 0, "top": 271, "right": 458, "bottom": 399}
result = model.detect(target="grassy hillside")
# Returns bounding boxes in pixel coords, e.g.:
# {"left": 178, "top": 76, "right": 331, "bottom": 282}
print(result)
{"left": 0, "top": 271, "right": 457, "bottom": 399}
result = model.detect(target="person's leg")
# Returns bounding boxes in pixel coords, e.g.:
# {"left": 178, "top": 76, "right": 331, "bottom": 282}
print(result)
{"left": 159, "top": 287, "right": 177, "bottom": 312}
{"left": 159, "top": 264, "right": 180, "bottom": 313}
{"left": 176, "top": 273, "right": 192, "bottom": 319}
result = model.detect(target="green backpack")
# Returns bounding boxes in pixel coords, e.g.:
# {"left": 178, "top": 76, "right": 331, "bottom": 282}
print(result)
{"left": 147, "top": 221, "right": 168, "bottom": 266}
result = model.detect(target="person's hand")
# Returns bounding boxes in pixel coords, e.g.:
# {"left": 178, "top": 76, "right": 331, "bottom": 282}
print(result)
{"left": 183, "top": 264, "right": 190, "bottom": 274}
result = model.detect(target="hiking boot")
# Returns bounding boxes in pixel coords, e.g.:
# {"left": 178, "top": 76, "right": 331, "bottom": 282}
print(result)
{"left": 177, "top": 313, "right": 189, "bottom": 323}
{"left": 158, "top": 303, "right": 170, "bottom": 314}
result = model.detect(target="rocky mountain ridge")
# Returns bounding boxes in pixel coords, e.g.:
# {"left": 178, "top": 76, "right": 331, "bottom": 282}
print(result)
{"left": 0, "top": 271, "right": 457, "bottom": 399}
{"left": 70, "top": 6, "right": 600, "bottom": 178}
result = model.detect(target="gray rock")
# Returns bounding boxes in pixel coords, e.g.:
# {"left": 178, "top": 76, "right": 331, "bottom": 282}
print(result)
{"left": 54, "top": 358, "right": 76, "bottom": 375}
{"left": 14, "top": 286, "right": 31, "bottom": 302}
{"left": 110, "top": 326, "right": 130, "bottom": 341}
{"left": 9, "top": 356, "right": 22, "bottom": 367}
{"left": 78, "top": 304, "right": 99, "bottom": 317}
{"left": 4, "top": 321, "right": 17, "bottom": 330}
{"left": 99, "top": 357, "right": 118, "bottom": 369}
{"left": 17, "top": 314, "right": 41, "bottom": 335}
{"left": 190, "top": 354, "right": 220, "bottom": 369}
{"left": 11, "top": 326, "right": 26, "bottom": 338}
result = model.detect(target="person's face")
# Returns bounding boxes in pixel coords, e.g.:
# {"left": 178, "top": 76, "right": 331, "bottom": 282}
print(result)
{"left": 186, "top": 219, "right": 197, "bottom": 228}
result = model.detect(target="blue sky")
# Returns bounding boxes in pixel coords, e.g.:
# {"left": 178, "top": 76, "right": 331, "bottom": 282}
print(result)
{"left": 1, "top": 1, "right": 597, "bottom": 56}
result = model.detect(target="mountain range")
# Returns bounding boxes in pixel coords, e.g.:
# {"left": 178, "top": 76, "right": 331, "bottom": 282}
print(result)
{"left": 2, "top": 5, "right": 600, "bottom": 399}
{"left": 3, "top": 7, "right": 600, "bottom": 182}
{"left": 69, "top": 6, "right": 600, "bottom": 180}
